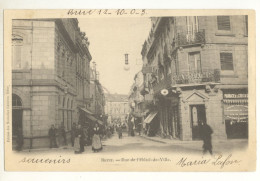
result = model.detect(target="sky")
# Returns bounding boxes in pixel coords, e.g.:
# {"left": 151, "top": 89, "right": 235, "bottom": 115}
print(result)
{"left": 78, "top": 17, "right": 151, "bottom": 95}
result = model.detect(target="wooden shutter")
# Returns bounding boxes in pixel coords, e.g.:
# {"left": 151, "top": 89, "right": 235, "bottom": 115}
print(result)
{"left": 220, "top": 52, "right": 234, "bottom": 70}
{"left": 217, "top": 16, "right": 231, "bottom": 30}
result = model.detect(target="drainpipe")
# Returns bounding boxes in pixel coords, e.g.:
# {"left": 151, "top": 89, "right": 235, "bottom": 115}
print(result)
{"left": 29, "top": 21, "right": 34, "bottom": 150}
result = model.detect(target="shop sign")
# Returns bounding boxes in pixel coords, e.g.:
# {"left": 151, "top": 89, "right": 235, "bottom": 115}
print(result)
{"left": 224, "top": 94, "right": 248, "bottom": 99}
{"left": 225, "top": 105, "right": 248, "bottom": 121}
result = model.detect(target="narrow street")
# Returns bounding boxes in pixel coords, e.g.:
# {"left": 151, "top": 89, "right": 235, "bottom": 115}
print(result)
{"left": 19, "top": 132, "right": 248, "bottom": 156}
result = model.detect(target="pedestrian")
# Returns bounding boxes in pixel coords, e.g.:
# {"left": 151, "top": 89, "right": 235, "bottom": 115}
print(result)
{"left": 74, "top": 124, "right": 81, "bottom": 154}
{"left": 92, "top": 123, "right": 103, "bottom": 152}
{"left": 83, "top": 125, "right": 89, "bottom": 145}
{"left": 78, "top": 124, "right": 85, "bottom": 153}
{"left": 117, "top": 124, "right": 123, "bottom": 139}
{"left": 201, "top": 122, "right": 213, "bottom": 155}
{"left": 61, "top": 125, "right": 67, "bottom": 146}
{"left": 71, "top": 122, "right": 76, "bottom": 147}
{"left": 137, "top": 118, "right": 142, "bottom": 136}
{"left": 48, "top": 124, "right": 58, "bottom": 148}
{"left": 16, "top": 127, "right": 24, "bottom": 151}
{"left": 130, "top": 120, "right": 135, "bottom": 137}
{"left": 106, "top": 126, "right": 112, "bottom": 138}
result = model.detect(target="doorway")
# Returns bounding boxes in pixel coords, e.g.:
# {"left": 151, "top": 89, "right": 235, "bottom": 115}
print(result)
{"left": 190, "top": 105, "right": 206, "bottom": 140}
{"left": 12, "top": 94, "right": 23, "bottom": 150}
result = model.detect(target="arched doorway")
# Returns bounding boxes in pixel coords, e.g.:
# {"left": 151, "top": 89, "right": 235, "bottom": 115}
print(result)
{"left": 12, "top": 94, "right": 23, "bottom": 150}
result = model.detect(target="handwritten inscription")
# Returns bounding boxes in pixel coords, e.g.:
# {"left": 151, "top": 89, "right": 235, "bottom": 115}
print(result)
{"left": 67, "top": 9, "right": 147, "bottom": 16}
{"left": 19, "top": 156, "right": 70, "bottom": 164}
{"left": 177, "top": 157, "right": 211, "bottom": 167}
{"left": 212, "top": 154, "right": 241, "bottom": 169}
{"left": 177, "top": 154, "right": 241, "bottom": 169}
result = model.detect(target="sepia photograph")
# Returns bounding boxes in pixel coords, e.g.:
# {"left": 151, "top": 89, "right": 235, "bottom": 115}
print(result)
{"left": 3, "top": 9, "right": 256, "bottom": 172}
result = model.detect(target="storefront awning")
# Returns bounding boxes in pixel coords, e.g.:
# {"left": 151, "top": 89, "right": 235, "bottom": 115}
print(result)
{"left": 85, "top": 114, "right": 103, "bottom": 125}
{"left": 79, "top": 107, "right": 94, "bottom": 115}
{"left": 144, "top": 111, "right": 158, "bottom": 124}
{"left": 223, "top": 99, "right": 248, "bottom": 104}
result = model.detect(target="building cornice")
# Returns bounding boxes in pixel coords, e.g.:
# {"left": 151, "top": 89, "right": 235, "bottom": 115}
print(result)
{"left": 55, "top": 19, "right": 77, "bottom": 53}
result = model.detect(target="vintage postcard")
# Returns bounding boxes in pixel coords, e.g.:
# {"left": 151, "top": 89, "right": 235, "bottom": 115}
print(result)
{"left": 3, "top": 9, "right": 256, "bottom": 171}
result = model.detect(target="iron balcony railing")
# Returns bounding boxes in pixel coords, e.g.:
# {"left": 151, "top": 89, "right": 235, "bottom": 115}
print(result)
{"left": 172, "top": 69, "right": 220, "bottom": 85}
{"left": 146, "top": 69, "right": 220, "bottom": 93}
{"left": 175, "top": 29, "right": 206, "bottom": 47}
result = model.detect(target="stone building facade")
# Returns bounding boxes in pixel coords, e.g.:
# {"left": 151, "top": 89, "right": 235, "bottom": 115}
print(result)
{"left": 141, "top": 16, "right": 248, "bottom": 141}
{"left": 12, "top": 19, "right": 92, "bottom": 149}
{"left": 128, "top": 71, "right": 145, "bottom": 117}
{"left": 104, "top": 93, "right": 129, "bottom": 125}
{"left": 88, "top": 67, "right": 106, "bottom": 119}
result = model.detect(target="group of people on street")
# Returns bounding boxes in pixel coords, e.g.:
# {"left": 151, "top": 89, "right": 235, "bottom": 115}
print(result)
{"left": 48, "top": 117, "right": 214, "bottom": 155}
{"left": 72, "top": 122, "right": 103, "bottom": 154}
{"left": 48, "top": 121, "right": 103, "bottom": 154}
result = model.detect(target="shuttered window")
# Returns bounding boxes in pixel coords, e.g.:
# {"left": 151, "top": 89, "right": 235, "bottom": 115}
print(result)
{"left": 220, "top": 52, "right": 234, "bottom": 70}
{"left": 217, "top": 16, "right": 231, "bottom": 31}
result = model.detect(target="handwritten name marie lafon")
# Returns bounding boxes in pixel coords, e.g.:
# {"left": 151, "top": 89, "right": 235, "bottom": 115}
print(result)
{"left": 177, "top": 154, "right": 241, "bottom": 169}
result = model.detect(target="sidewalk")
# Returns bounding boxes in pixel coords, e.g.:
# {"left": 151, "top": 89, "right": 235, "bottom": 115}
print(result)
{"left": 138, "top": 134, "right": 248, "bottom": 145}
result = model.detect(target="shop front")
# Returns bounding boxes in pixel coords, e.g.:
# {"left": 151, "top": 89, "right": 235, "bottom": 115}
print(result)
{"left": 223, "top": 90, "right": 248, "bottom": 139}
{"left": 156, "top": 94, "right": 181, "bottom": 139}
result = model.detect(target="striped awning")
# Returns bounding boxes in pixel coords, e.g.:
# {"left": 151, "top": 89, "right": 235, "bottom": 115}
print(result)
{"left": 144, "top": 111, "right": 158, "bottom": 124}
{"left": 223, "top": 99, "right": 248, "bottom": 104}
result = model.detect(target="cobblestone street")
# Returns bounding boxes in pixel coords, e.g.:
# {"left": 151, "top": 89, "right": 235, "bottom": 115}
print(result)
{"left": 18, "top": 132, "right": 248, "bottom": 156}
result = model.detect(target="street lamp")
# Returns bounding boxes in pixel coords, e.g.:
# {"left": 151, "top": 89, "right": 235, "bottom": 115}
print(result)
{"left": 124, "top": 53, "right": 130, "bottom": 71}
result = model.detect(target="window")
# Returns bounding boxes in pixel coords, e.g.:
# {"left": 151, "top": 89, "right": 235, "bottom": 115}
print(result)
{"left": 189, "top": 52, "right": 201, "bottom": 73}
{"left": 220, "top": 52, "right": 234, "bottom": 70}
{"left": 186, "top": 16, "right": 199, "bottom": 41}
{"left": 12, "top": 94, "right": 22, "bottom": 107}
{"left": 12, "top": 45, "right": 22, "bottom": 69}
{"left": 217, "top": 16, "right": 231, "bottom": 31}
{"left": 12, "top": 34, "right": 23, "bottom": 69}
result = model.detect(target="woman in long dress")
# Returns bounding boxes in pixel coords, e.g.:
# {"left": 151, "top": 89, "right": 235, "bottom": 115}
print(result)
{"left": 92, "top": 123, "right": 102, "bottom": 152}
{"left": 74, "top": 124, "right": 81, "bottom": 154}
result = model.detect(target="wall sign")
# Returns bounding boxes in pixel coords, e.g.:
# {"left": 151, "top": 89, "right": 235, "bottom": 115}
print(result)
{"left": 224, "top": 105, "right": 248, "bottom": 121}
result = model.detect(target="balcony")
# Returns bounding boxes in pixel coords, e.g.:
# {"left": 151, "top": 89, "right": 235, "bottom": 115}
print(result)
{"left": 172, "top": 69, "right": 220, "bottom": 85}
{"left": 175, "top": 30, "right": 205, "bottom": 47}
